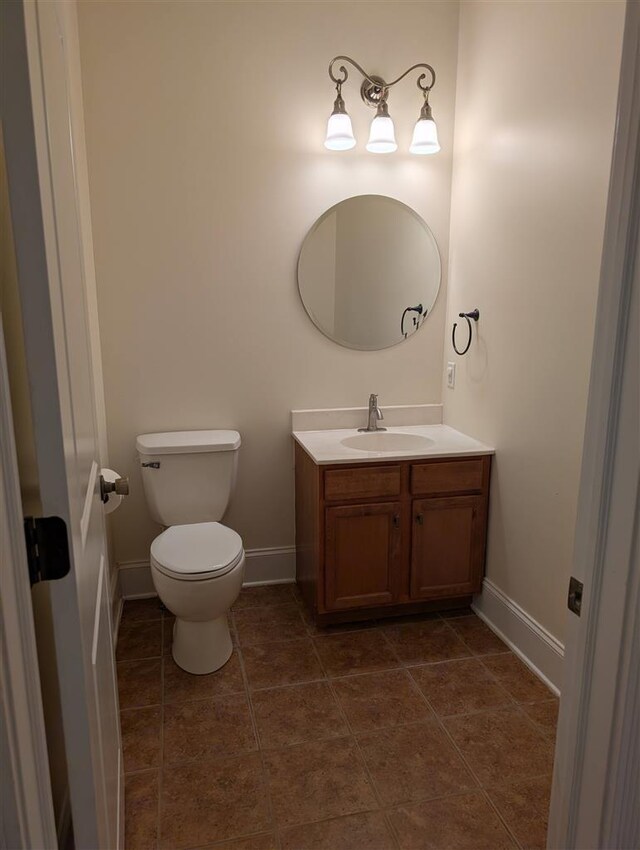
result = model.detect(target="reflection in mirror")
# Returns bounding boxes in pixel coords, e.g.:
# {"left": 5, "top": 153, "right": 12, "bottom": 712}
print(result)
{"left": 298, "top": 195, "right": 441, "bottom": 350}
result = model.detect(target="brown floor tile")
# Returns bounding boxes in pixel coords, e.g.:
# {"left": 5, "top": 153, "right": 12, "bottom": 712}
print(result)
{"left": 125, "top": 770, "right": 158, "bottom": 850}
{"left": 252, "top": 681, "right": 348, "bottom": 748}
{"left": 280, "top": 811, "right": 396, "bottom": 850}
{"left": 332, "top": 669, "right": 432, "bottom": 733}
{"left": 234, "top": 604, "right": 307, "bottom": 645}
{"left": 444, "top": 707, "right": 555, "bottom": 786}
{"left": 482, "top": 654, "right": 554, "bottom": 703}
{"left": 163, "top": 693, "right": 257, "bottom": 765}
{"left": 358, "top": 720, "right": 476, "bottom": 806}
{"left": 233, "top": 584, "right": 297, "bottom": 610}
{"left": 163, "top": 651, "right": 245, "bottom": 703}
{"left": 264, "top": 737, "right": 377, "bottom": 829}
{"left": 410, "top": 658, "right": 513, "bottom": 717}
{"left": 488, "top": 775, "right": 552, "bottom": 850}
{"left": 242, "top": 639, "right": 324, "bottom": 690}
{"left": 209, "top": 836, "right": 278, "bottom": 850}
{"left": 121, "top": 597, "right": 164, "bottom": 624}
{"left": 160, "top": 753, "right": 271, "bottom": 849}
{"left": 388, "top": 792, "right": 516, "bottom": 849}
{"left": 118, "top": 658, "right": 162, "bottom": 710}
{"left": 521, "top": 700, "right": 559, "bottom": 738}
{"left": 118, "top": 620, "right": 162, "bottom": 661}
{"left": 313, "top": 631, "right": 400, "bottom": 677}
{"left": 447, "top": 615, "right": 509, "bottom": 656}
{"left": 121, "top": 706, "right": 162, "bottom": 772}
{"left": 382, "top": 620, "right": 471, "bottom": 665}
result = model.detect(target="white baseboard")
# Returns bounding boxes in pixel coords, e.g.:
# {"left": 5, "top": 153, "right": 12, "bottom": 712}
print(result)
{"left": 472, "top": 578, "right": 564, "bottom": 694}
{"left": 243, "top": 546, "right": 296, "bottom": 585}
{"left": 118, "top": 545, "right": 297, "bottom": 599}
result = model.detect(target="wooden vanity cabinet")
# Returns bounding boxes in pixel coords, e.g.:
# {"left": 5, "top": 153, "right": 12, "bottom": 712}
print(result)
{"left": 295, "top": 442, "right": 492, "bottom": 625}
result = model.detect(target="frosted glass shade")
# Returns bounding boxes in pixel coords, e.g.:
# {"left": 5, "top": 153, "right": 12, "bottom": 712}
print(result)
{"left": 366, "top": 115, "right": 397, "bottom": 153}
{"left": 409, "top": 117, "right": 440, "bottom": 155}
{"left": 324, "top": 112, "right": 356, "bottom": 151}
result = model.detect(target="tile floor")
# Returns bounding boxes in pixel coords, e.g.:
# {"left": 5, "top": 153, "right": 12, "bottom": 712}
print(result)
{"left": 117, "top": 585, "right": 558, "bottom": 850}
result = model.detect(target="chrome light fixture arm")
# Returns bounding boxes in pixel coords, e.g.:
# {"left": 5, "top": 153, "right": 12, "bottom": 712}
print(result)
{"left": 328, "top": 56, "right": 436, "bottom": 107}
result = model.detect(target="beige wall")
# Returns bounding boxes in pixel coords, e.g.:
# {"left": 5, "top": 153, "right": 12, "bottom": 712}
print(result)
{"left": 77, "top": 0, "right": 459, "bottom": 565}
{"left": 444, "top": 0, "right": 625, "bottom": 642}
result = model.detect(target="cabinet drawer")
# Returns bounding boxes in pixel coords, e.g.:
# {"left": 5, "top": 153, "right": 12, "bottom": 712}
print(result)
{"left": 411, "top": 459, "right": 485, "bottom": 496}
{"left": 324, "top": 466, "right": 401, "bottom": 501}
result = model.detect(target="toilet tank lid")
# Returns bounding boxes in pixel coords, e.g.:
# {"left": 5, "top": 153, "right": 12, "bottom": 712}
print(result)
{"left": 136, "top": 430, "right": 241, "bottom": 456}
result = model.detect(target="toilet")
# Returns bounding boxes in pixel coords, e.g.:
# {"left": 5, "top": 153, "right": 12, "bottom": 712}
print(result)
{"left": 136, "top": 429, "right": 245, "bottom": 674}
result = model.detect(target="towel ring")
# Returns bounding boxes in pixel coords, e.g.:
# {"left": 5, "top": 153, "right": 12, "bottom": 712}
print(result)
{"left": 452, "top": 309, "right": 480, "bottom": 356}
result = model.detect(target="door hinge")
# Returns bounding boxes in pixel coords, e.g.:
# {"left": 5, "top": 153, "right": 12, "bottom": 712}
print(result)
{"left": 567, "top": 576, "right": 583, "bottom": 616}
{"left": 23, "top": 516, "right": 71, "bottom": 586}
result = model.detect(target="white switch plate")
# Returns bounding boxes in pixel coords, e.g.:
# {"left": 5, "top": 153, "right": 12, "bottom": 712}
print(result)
{"left": 447, "top": 361, "right": 456, "bottom": 388}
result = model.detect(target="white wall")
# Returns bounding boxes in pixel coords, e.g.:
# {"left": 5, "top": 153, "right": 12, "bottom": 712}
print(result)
{"left": 445, "top": 0, "right": 625, "bottom": 642}
{"left": 77, "top": 0, "right": 459, "bottom": 566}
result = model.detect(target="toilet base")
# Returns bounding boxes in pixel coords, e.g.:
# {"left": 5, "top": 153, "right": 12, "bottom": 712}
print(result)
{"left": 171, "top": 615, "right": 233, "bottom": 675}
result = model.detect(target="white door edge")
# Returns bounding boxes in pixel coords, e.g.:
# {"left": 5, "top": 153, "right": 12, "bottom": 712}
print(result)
{"left": 0, "top": 321, "right": 57, "bottom": 850}
{"left": 548, "top": 2, "right": 640, "bottom": 847}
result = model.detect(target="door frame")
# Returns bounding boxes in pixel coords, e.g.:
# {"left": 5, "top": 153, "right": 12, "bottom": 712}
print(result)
{"left": 548, "top": 1, "right": 640, "bottom": 847}
{"left": 0, "top": 321, "right": 57, "bottom": 850}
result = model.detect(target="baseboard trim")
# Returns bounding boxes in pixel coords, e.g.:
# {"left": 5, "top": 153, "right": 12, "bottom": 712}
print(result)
{"left": 118, "top": 545, "right": 297, "bottom": 599}
{"left": 472, "top": 578, "right": 564, "bottom": 694}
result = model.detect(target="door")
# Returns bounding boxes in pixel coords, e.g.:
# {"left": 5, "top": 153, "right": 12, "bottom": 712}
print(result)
{"left": 3, "top": 1, "right": 121, "bottom": 848}
{"left": 410, "top": 496, "right": 485, "bottom": 599}
{"left": 325, "top": 503, "right": 401, "bottom": 610}
{"left": 548, "top": 3, "right": 640, "bottom": 844}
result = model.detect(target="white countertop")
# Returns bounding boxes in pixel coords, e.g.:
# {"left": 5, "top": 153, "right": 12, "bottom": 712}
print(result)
{"left": 293, "top": 424, "right": 495, "bottom": 465}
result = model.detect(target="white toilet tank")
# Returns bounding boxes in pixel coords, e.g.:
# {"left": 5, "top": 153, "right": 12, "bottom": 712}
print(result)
{"left": 136, "top": 430, "right": 241, "bottom": 526}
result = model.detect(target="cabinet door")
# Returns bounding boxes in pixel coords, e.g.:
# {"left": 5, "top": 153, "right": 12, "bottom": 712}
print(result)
{"left": 325, "top": 503, "right": 401, "bottom": 610}
{"left": 410, "top": 496, "right": 485, "bottom": 599}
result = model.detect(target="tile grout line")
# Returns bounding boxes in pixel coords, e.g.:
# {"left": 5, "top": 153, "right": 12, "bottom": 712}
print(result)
{"left": 324, "top": 675, "right": 402, "bottom": 850}
{"left": 232, "top": 623, "right": 282, "bottom": 850}
{"left": 157, "top": 615, "right": 168, "bottom": 849}
{"left": 408, "top": 674, "right": 525, "bottom": 850}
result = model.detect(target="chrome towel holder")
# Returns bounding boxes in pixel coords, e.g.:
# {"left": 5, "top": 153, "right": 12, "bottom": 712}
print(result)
{"left": 452, "top": 308, "right": 480, "bottom": 355}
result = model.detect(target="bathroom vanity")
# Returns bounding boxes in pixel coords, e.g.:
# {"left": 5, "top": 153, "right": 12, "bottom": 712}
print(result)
{"left": 293, "top": 425, "right": 493, "bottom": 625}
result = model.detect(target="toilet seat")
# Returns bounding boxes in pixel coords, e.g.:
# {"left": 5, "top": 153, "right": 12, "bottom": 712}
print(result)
{"left": 151, "top": 522, "right": 244, "bottom": 581}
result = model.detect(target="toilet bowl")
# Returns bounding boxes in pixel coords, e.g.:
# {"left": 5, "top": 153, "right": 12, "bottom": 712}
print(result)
{"left": 151, "top": 522, "right": 245, "bottom": 674}
{"left": 136, "top": 429, "right": 244, "bottom": 674}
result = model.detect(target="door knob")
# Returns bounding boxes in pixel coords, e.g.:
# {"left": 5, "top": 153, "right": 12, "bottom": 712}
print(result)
{"left": 100, "top": 474, "right": 129, "bottom": 504}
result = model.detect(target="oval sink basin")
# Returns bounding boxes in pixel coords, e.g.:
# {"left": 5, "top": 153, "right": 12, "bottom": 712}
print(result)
{"left": 340, "top": 432, "right": 435, "bottom": 453}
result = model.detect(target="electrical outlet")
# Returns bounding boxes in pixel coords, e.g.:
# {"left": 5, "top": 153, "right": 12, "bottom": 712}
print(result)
{"left": 447, "top": 361, "right": 456, "bottom": 389}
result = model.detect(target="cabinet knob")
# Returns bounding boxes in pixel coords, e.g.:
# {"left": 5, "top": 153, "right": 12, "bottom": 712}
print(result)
{"left": 393, "top": 514, "right": 400, "bottom": 529}
{"left": 415, "top": 513, "right": 424, "bottom": 525}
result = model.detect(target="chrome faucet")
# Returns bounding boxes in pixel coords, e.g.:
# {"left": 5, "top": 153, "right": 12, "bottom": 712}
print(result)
{"left": 359, "top": 393, "right": 387, "bottom": 433}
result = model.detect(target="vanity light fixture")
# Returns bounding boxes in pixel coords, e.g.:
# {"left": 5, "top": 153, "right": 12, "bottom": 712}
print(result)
{"left": 325, "top": 56, "right": 438, "bottom": 155}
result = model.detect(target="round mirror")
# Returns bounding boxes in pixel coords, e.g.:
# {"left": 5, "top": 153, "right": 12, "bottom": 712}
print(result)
{"left": 298, "top": 195, "right": 441, "bottom": 350}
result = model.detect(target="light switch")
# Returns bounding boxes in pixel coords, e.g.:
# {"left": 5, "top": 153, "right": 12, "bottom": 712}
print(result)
{"left": 447, "top": 361, "right": 456, "bottom": 389}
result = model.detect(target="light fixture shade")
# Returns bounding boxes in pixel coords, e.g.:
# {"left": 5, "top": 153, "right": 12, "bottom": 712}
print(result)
{"left": 410, "top": 117, "right": 440, "bottom": 154}
{"left": 324, "top": 111, "right": 356, "bottom": 150}
{"left": 366, "top": 115, "right": 397, "bottom": 154}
